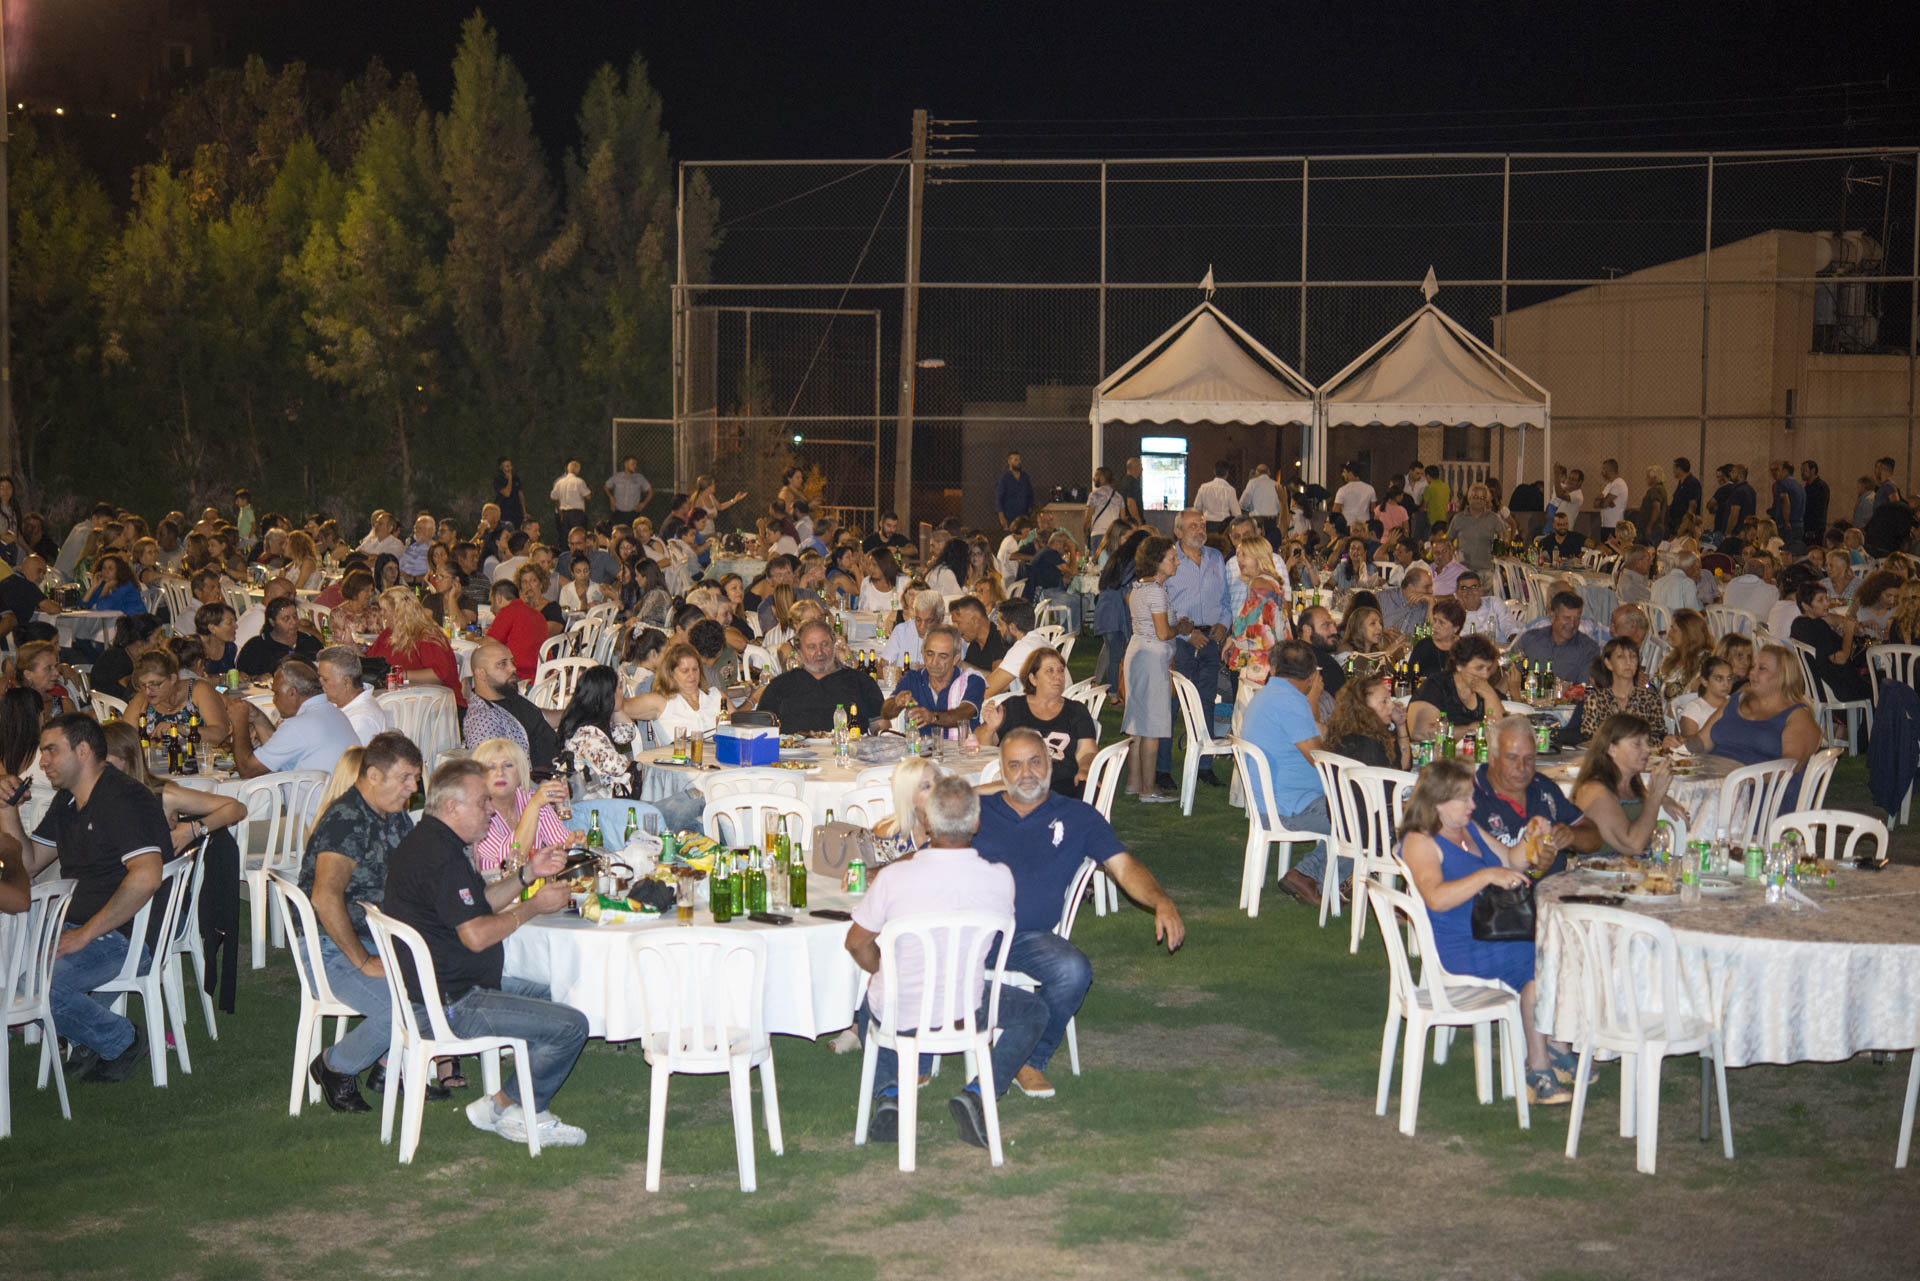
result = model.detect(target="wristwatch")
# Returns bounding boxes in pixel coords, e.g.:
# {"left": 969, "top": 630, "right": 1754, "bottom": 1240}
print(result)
{"left": 518, "top": 865, "right": 532, "bottom": 887}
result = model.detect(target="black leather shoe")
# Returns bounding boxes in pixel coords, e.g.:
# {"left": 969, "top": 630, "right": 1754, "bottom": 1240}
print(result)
{"left": 1196, "top": 771, "right": 1224, "bottom": 787}
{"left": 365, "top": 1062, "right": 450, "bottom": 1102}
{"left": 83, "top": 1026, "right": 149, "bottom": 1084}
{"left": 311, "top": 1053, "right": 372, "bottom": 1113}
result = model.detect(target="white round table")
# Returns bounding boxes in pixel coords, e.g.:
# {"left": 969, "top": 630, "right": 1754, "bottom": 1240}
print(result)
{"left": 503, "top": 885, "right": 863, "bottom": 1040}
{"left": 1536, "top": 865, "right": 1920, "bottom": 1067}
{"left": 1538, "top": 753, "right": 1737, "bottom": 843}
{"left": 635, "top": 739, "right": 992, "bottom": 828}
{"left": 55, "top": 610, "right": 126, "bottom": 648}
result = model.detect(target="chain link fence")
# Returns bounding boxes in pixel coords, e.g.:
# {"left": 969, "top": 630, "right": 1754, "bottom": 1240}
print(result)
{"left": 673, "top": 149, "right": 1918, "bottom": 534}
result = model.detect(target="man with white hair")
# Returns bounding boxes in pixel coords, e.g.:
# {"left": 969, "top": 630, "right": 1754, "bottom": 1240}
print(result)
{"left": 1651, "top": 550, "right": 1714, "bottom": 612}
{"left": 844, "top": 774, "right": 1048, "bottom": 1148}
{"left": 1454, "top": 571, "right": 1519, "bottom": 644}
{"left": 317, "top": 646, "right": 387, "bottom": 746}
{"left": 879, "top": 590, "right": 944, "bottom": 669}
{"left": 357, "top": 510, "right": 404, "bottom": 560}
{"left": 1613, "top": 545, "right": 1654, "bottom": 605}
{"left": 971, "top": 728, "right": 1185, "bottom": 1098}
{"left": 1448, "top": 482, "right": 1509, "bottom": 574}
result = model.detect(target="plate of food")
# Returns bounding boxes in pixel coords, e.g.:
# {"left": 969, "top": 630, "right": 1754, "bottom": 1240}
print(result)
{"left": 1575, "top": 856, "right": 1642, "bottom": 875}
{"left": 771, "top": 760, "right": 819, "bottom": 772}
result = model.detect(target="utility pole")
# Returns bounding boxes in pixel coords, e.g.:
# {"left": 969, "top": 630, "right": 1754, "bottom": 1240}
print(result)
{"left": 891, "top": 109, "right": 927, "bottom": 523}
{"left": 1, "top": 0, "right": 13, "bottom": 485}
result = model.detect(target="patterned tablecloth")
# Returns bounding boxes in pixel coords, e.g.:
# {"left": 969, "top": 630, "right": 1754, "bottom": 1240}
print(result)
{"left": 1538, "top": 752, "right": 1737, "bottom": 846}
{"left": 1536, "top": 863, "right": 1920, "bottom": 1067}
{"left": 636, "top": 737, "right": 993, "bottom": 829}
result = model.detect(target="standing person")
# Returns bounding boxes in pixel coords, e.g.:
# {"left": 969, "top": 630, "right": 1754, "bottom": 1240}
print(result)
{"left": 0, "top": 714, "right": 173, "bottom": 1083}
{"left": 1632, "top": 466, "right": 1668, "bottom": 541}
{"left": 1800, "top": 460, "right": 1830, "bottom": 540}
{"left": 604, "top": 457, "right": 652, "bottom": 526}
{"left": 1447, "top": 483, "right": 1509, "bottom": 574}
{"left": 1118, "top": 455, "right": 1145, "bottom": 524}
{"left": 296, "top": 733, "right": 425, "bottom": 1112}
{"left": 1194, "top": 460, "right": 1241, "bottom": 534}
{"left": 1122, "top": 536, "right": 1178, "bottom": 801}
{"left": 1595, "top": 459, "right": 1629, "bottom": 538}
{"left": 1157, "top": 510, "right": 1230, "bottom": 794}
{"left": 493, "top": 458, "right": 525, "bottom": 528}
{"left": 996, "top": 451, "right": 1035, "bottom": 529}
{"left": 1084, "top": 468, "right": 1123, "bottom": 544}
{"left": 1769, "top": 459, "right": 1806, "bottom": 545}
{"left": 1332, "top": 462, "right": 1377, "bottom": 532}
{"left": 1421, "top": 465, "right": 1452, "bottom": 528}
{"left": 1667, "top": 457, "right": 1701, "bottom": 536}
{"left": 382, "top": 759, "right": 590, "bottom": 1147}
{"left": 549, "top": 460, "right": 592, "bottom": 537}
{"left": 1727, "top": 465, "right": 1759, "bottom": 537}
{"left": 1240, "top": 463, "right": 1283, "bottom": 541}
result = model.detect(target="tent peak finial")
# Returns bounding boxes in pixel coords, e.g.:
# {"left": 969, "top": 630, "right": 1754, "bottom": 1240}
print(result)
{"left": 1201, "top": 265, "right": 1216, "bottom": 299}
{"left": 1421, "top": 267, "right": 1439, "bottom": 302}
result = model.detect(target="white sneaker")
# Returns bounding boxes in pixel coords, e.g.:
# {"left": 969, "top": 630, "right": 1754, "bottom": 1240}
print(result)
{"left": 466, "top": 1097, "right": 530, "bottom": 1142}
{"left": 532, "top": 1110, "right": 588, "bottom": 1147}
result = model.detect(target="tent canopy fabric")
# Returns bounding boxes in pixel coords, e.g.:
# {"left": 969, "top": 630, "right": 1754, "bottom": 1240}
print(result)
{"left": 1092, "top": 301, "right": 1315, "bottom": 427}
{"left": 1319, "top": 304, "right": 1548, "bottom": 429}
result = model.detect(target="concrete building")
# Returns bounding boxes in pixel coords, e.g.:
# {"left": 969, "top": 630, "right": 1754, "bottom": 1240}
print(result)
{"left": 1494, "top": 229, "right": 1913, "bottom": 521}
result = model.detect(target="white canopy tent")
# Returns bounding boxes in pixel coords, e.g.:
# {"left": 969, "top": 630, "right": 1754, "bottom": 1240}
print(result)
{"left": 1090, "top": 298, "right": 1318, "bottom": 472}
{"left": 1313, "top": 271, "right": 1550, "bottom": 490}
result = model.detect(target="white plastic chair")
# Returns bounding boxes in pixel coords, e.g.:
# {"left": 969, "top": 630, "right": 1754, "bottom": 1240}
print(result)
{"left": 1309, "top": 750, "right": 1369, "bottom": 927}
{"left": 1794, "top": 746, "right": 1844, "bottom": 813}
{"left": 94, "top": 853, "right": 199, "bottom": 1087}
{"left": 1714, "top": 758, "right": 1798, "bottom": 848}
{"left": 376, "top": 686, "right": 459, "bottom": 765}
{"left": 994, "top": 857, "right": 1100, "bottom": 1078}
{"left": 531, "top": 657, "right": 598, "bottom": 708}
{"left": 91, "top": 692, "right": 129, "bottom": 721}
{"left": 1785, "top": 637, "right": 1870, "bottom": 752}
{"left": 1343, "top": 765, "right": 1418, "bottom": 954}
{"left": 361, "top": 904, "right": 540, "bottom": 1164}
{"left": 1555, "top": 903, "right": 1732, "bottom": 1174}
{"left": 702, "top": 792, "right": 813, "bottom": 848}
{"left": 1366, "top": 881, "right": 1529, "bottom": 1137}
{"left": 2, "top": 879, "right": 76, "bottom": 1135}
{"left": 1227, "top": 739, "right": 1332, "bottom": 917}
{"left": 1641, "top": 602, "right": 1672, "bottom": 638}
{"left": 1080, "top": 740, "right": 1129, "bottom": 916}
{"left": 1764, "top": 809, "right": 1888, "bottom": 865}
{"left": 741, "top": 645, "right": 778, "bottom": 684}
{"left": 854, "top": 910, "right": 1015, "bottom": 1172}
{"left": 234, "top": 770, "right": 329, "bottom": 969}
{"left": 1171, "top": 672, "right": 1234, "bottom": 816}
{"left": 632, "top": 929, "right": 782, "bottom": 1192}
{"left": 1063, "top": 680, "right": 1108, "bottom": 733}
{"left": 166, "top": 840, "right": 220, "bottom": 1037}
{"left": 836, "top": 782, "right": 895, "bottom": 829}
{"left": 1703, "top": 604, "right": 1755, "bottom": 640}
{"left": 268, "top": 873, "right": 362, "bottom": 1117}
{"left": 705, "top": 772, "right": 803, "bottom": 801}
{"left": 537, "top": 633, "right": 569, "bottom": 665}
{"left": 1639, "top": 634, "right": 1670, "bottom": 682}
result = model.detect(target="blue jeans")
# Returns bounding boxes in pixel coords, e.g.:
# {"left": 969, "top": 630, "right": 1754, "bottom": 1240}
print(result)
{"left": 1157, "top": 636, "right": 1223, "bottom": 776}
{"left": 1034, "top": 587, "right": 1081, "bottom": 636}
{"left": 1093, "top": 631, "right": 1127, "bottom": 690}
{"left": 1276, "top": 796, "right": 1351, "bottom": 886}
{"left": 655, "top": 786, "right": 707, "bottom": 835}
{"left": 319, "top": 932, "right": 393, "bottom": 1075}
{"left": 1005, "top": 931, "right": 1093, "bottom": 1071}
{"left": 49, "top": 927, "right": 143, "bottom": 1059}
{"left": 856, "top": 985, "right": 1049, "bottom": 1099}
{"left": 438, "top": 978, "right": 588, "bottom": 1113}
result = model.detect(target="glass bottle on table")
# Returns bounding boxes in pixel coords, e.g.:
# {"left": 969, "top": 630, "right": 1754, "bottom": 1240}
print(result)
{"left": 711, "top": 853, "right": 733, "bottom": 922}
{"left": 788, "top": 834, "right": 808, "bottom": 909}
{"left": 586, "top": 812, "right": 604, "bottom": 849}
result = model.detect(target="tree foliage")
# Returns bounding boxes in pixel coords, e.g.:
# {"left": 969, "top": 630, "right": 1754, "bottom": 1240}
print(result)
{"left": 7, "top": 11, "right": 708, "bottom": 525}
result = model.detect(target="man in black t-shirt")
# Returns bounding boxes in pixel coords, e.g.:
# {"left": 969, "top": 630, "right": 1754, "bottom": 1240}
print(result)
{"left": 1119, "top": 456, "right": 1145, "bottom": 524}
{"left": 6, "top": 714, "right": 173, "bottom": 1082}
{"left": 755, "top": 620, "right": 886, "bottom": 732}
{"left": 861, "top": 512, "right": 913, "bottom": 555}
{"left": 0, "top": 554, "right": 61, "bottom": 641}
{"left": 1297, "top": 606, "right": 1346, "bottom": 709}
{"left": 382, "top": 759, "right": 588, "bottom": 1147}
{"left": 950, "top": 596, "right": 1009, "bottom": 672}
{"left": 1667, "top": 457, "right": 1702, "bottom": 536}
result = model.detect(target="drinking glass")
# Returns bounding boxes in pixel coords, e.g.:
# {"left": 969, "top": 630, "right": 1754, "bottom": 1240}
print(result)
{"left": 674, "top": 873, "right": 696, "bottom": 924}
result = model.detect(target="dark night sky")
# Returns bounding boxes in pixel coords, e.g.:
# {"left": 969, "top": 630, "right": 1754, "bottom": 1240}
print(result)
{"left": 205, "top": 0, "right": 1920, "bottom": 160}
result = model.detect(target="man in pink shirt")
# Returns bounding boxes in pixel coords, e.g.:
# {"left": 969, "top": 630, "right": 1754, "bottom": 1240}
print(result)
{"left": 845, "top": 775, "right": 1048, "bottom": 1150}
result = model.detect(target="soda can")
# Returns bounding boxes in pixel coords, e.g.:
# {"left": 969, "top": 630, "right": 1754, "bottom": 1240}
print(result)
{"left": 1743, "top": 847, "right": 1763, "bottom": 880}
{"left": 1533, "top": 723, "right": 1553, "bottom": 753}
{"left": 387, "top": 669, "right": 403, "bottom": 690}
{"left": 845, "top": 858, "right": 867, "bottom": 895}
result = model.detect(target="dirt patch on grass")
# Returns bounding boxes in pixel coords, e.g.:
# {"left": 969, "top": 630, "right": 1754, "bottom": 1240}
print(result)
{"left": 1076, "top": 1020, "right": 1297, "bottom": 1073}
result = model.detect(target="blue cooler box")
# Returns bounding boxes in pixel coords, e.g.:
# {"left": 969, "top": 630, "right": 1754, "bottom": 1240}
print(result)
{"left": 715, "top": 724, "right": 779, "bottom": 766}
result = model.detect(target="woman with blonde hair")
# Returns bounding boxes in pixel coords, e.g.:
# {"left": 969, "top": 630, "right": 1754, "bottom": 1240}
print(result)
{"left": 317, "top": 745, "right": 367, "bottom": 814}
{"left": 1683, "top": 642, "right": 1820, "bottom": 801}
{"left": 366, "top": 585, "right": 461, "bottom": 702}
{"left": 1713, "top": 632, "right": 1754, "bottom": 693}
{"left": 1654, "top": 608, "right": 1713, "bottom": 699}
{"left": 872, "top": 755, "right": 942, "bottom": 862}
{"left": 1397, "top": 757, "right": 1569, "bottom": 1105}
{"left": 1226, "top": 534, "right": 1289, "bottom": 684}
{"left": 284, "top": 530, "right": 324, "bottom": 591}
{"left": 1888, "top": 580, "right": 1920, "bottom": 645}
{"left": 468, "top": 737, "right": 573, "bottom": 873}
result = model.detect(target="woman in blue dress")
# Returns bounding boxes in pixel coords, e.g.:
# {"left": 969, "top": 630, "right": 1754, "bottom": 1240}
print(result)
{"left": 1399, "top": 757, "right": 1572, "bottom": 1106}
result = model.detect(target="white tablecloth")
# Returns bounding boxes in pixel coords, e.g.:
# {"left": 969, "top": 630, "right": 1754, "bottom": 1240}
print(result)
{"left": 1539, "top": 753, "right": 1737, "bottom": 845}
{"left": 504, "top": 887, "right": 863, "bottom": 1040}
{"left": 636, "top": 740, "right": 992, "bottom": 828}
{"left": 1536, "top": 866, "right": 1920, "bottom": 1068}
{"left": 55, "top": 610, "right": 125, "bottom": 647}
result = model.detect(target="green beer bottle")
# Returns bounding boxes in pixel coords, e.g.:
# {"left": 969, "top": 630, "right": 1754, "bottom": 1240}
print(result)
{"left": 586, "top": 812, "right": 604, "bottom": 849}
{"left": 711, "top": 852, "right": 733, "bottom": 922}
{"left": 788, "top": 836, "right": 808, "bottom": 909}
{"left": 623, "top": 807, "right": 639, "bottom": 845}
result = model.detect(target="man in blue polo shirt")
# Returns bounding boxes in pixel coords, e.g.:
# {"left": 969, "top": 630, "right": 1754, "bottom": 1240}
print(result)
{"left": 975, "top": 728, "right": 1185, "bottom": 1098}
{"left": 1472, "top": 716, "right": 1600, "bottom": 874}
{"left": 1157, "top": 508, "right": 1231, "bottom": 792}
{"left": 880, "top": 624, "right": 983, "bottom": 737}
{"left": 1240, "top": 640, "right": 1340, "bottom": 908}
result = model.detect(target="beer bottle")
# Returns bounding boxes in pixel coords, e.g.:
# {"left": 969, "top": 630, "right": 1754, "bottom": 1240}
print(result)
{"left": 711, "top": 853, "right": 733, "bottom": 922}
{"left": 622, "top": 806, "right": 639, "bottom": 845}
{"left": 788, "top": 835, "right": 808, "bottom": 909}
{"left": 774, "top": 815, "right": 790, "bottom": 867}
{"left": 166, "top": 725, "right": 182, "bottom": 775}
{"left": 586, "top": 812, "right": 604, "bottom": 849}
{"left": 182, "top": 710, "right": 202, "bottom": 776}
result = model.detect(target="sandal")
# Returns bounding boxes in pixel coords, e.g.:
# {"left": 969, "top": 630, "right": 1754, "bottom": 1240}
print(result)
{"left": 436, "top": 1058, "right": 468, "bottom": 1091}
{"left": 1526, "top": 1068, "right": 1572, "bottom": 1106}
{"left": 1547, "top": 1045, "right": 1598, "bottom": 1087}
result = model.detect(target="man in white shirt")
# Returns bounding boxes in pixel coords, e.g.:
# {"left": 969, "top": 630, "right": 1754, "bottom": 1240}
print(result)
{"left": 982, "top": 598, "right": 1047, "bottom": 700}
{"left": 1454, "top": 571, "right": 1519, "bottom": 643}
{"left": 317, "top": 646, "right": 388, "bottom": 746}
{"left": 357, "top": 510, "right": 405, "bottom": 560}
{"left": 1720, "top": 557, "right": 1780, "bottom": 623}
{"left": 1650, "top": 551, "right": 1705, "bottom": 613}
{"left": 1193, "top": 461, "right": 1241, "bottom": 533}
{"left": 1239, "top": 464, "right": 1282, "bottom": 538}
{"left": 490, "top": 531, "right": 530, "bottom": 585}
{"left": 843, "top": 775, "right": 1046, "bottom": 1146}
{"left": 225, "top": 662, "right": 364, "bottom": 777}
{"left": 1597, "top": 459, "right": 1629, "bottom": 533}
{"left": 1332, "top": 462, "right": 1377, "bottom": 531}
{"left": 550, "top": 460, "right": 592, "bottom": 537}
{"left": 1405, "top": 461, "right": 1429, "bottom": 506}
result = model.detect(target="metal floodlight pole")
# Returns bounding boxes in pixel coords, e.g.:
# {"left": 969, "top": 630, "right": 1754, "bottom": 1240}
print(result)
{"left": 1698, "top": 156, "right": 1715, "bottom": 474}
{"left": 891, "top": 109, "right": 928, "bottom": 523}
{"left": 1, "top": 0, "right": 13, "bottom": 482}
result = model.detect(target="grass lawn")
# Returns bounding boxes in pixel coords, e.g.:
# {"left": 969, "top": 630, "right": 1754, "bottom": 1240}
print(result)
{"left": 7, "top": 659, "right": 1920, "bottom": 1279}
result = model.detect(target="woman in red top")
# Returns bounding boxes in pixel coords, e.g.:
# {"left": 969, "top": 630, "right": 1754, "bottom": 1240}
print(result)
{"left": 366, "top": 586, "right": 463, "bottom": 705}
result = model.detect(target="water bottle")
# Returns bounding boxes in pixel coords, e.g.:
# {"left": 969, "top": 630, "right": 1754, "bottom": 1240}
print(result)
{"left": 1763, "top": 844, "right": 1786, "bottom": 905}
{"left": 1649, "top": 819, "right": 1673, "bottom": 867}
{"left": 832, "top": 702, "right": 849, "bottom": 761}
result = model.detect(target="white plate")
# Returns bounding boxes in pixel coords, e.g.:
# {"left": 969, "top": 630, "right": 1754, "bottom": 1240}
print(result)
{"left": 1699, "top": 877, "right": 1741, "bottom": 895}
{"left": 778, "top": 748, "right": 817, "bottom": 761}
{"left": 1619, "top": 885, "right": 1679, "bottom": 901}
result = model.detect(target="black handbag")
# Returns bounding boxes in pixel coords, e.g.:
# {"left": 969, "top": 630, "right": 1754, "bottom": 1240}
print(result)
{"left": 1470, "top": 879, "right": 1537, "bottom": 942}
